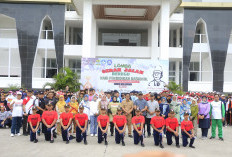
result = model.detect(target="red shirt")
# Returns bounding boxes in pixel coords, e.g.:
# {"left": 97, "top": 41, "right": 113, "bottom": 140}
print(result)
{"left": 28, "top": 114, "right": 41, "bottom": 126}
{"left": 131, "top": 116, "right": 145, "bottom": 130}
{"left": 113, "top": 115, "right": 127, "bottom": 127}
{"left": 75, "top": 113, "right": 88, "bottom": 126}
{"left": 150, "top": 116, "right": 165, "bottom": 129}
{"left": 97, "top": 115, "right": 109, "bottom": 127}
{"left": 42, "top": 111, "right": 58, "bottom": 125}
{"left": 166, "top": 117, "right": 179, "bottom": 132}
{"left": 181, "top": 120, "right": 194, "bottom": 131}
{"left": 60, "top": 112, "right": 73, "bottom": 126}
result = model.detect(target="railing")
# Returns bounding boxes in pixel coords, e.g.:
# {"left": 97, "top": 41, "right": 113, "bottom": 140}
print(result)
{"left": 40, "top": 30, "right": 53, "bottom": 40}
{"left": 194, "top": 34, "right": 207, "bottom": 43}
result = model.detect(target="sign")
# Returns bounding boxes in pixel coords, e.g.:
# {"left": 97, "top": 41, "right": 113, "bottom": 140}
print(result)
{"left": 81, "top": 58, "right": 169, "bottom": 93}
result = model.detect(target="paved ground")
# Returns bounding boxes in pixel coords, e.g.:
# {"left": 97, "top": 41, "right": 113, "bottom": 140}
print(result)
{"left": 0, "top": 127, "right": 232, "bottom": 157}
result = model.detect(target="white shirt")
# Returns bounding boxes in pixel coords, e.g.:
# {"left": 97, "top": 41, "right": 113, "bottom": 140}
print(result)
{"left": 24, "top": 95, "right": 36, "bottom": 114}
{"left": 11, "top": 99, "right": 23, "bottom": 117}
{"left": 211, "top": 101, "right": 223, "bottom": 119}
{"left": 147, "top": 100, "right": 159, "bottom": 118}
{"left": 89, "top": 101, "right": 99, "bottom": 116}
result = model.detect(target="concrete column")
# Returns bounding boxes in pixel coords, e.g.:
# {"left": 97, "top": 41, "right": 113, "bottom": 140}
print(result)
{"left": 70, "top": 27, "right": 73, "bottom": 45}
{"left": 170, "top": 30, "right": 173, "bottom": 47}
{"left": 151, "top": 15, "right": 159, "bottom": 59}
{"left": 65, "top": 25, "right": 69, "bottom": 44}
{"left": 176, "top": 28, "right": 180, "bottom": 47}
{"left": 175, "top": 61, "right": 180, "bottom": 84}
{"left": 159, "top": 0, "right": 170, "bottom": 60}
{"left": 82, "top": 0, "right": 96, "bottom": 58}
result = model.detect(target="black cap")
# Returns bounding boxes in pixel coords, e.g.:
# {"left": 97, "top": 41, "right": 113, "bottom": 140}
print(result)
{"left": 38, "top": 91, "right": 44, "bottom": 95}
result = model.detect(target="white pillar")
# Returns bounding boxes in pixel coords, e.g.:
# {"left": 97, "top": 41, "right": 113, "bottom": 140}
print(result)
{"left": 159, "top": 0, "right": 170, "bottom": 60}
{"left": 82, "top": 0, "right": 96, "bottom": 58}
{"left": 151, "top": 15, "right": 159, "bottom": 60}
{"left": 65, "top": 25, "right": 69, "bottom": 44}
{"left": 176, "top": 28, "right": 180, "bottom": 47}
{"left": 70, "top": 27, "right": 73, "bottom": 44}
{"left": 175, "top": 61, "right": 179, "bottom": 84}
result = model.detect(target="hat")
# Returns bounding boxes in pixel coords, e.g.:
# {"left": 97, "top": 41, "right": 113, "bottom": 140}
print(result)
{"left": 79, "top": 105, "right": 84, "bottom": 109}
{"left": 221, "top": 94, "right": 225, "bottom": 97}
{"left": 64, "top": 104, "right": 70, "bottom": 108}
{"left": 117, "top": 107, "right": 122, "bottom": 111}
{"left": 169, "top": 109, "right": 175, "bottom": 114}
{"left": 184, "top": 111, "right": 189, "bottom": 116}
{"left": 16, "top": 91, "right": 22, "bottom": 95}
{"left": 38, "top": 91, "right": 44, "bottom": 95}
{"left": 32, "top": 106, "right": 37, "bottom": 110}
{"left": 155, "top": 108, "right": 161, "bottom": 112}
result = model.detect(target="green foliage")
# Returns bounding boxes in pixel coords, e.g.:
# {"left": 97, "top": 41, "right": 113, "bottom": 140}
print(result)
{"left": 43, "top": 67, "right": 81, "bottom": 92}
{"left": 167, "top": 81, "right": 184, "bottom": 95}
{"left": 6, "top": 84, "right": 21, "bottom": 92}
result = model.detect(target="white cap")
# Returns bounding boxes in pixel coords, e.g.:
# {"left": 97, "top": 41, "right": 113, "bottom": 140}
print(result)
{"left": 221, "top": 94, "right": 225, "bottom": 97}
{"left": 16, "top": 91, "right": 22, "bottom": 95}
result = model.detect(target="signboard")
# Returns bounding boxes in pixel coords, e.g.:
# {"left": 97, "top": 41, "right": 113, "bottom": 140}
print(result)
{"left": 81, "top": 58, "right": 169, "bottom": 93}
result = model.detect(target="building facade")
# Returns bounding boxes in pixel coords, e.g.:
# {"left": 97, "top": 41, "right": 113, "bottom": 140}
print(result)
{"left": 0, "top": 0, "right": 232, "bottom": 92}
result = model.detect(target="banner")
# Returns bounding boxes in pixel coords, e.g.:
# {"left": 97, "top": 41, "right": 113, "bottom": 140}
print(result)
{"left": 81, "top": 58, "right": 169, "bottom": 93}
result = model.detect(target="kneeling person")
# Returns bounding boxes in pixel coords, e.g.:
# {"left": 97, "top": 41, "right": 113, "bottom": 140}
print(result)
{"left": 75, "top": 105, "right": 88, "bottom": 145}
{"left": 150, "top": 109, "right": 165, "bottom": 148}
{"left": 60, "top": 104, "right": 73, "bottom": 144}
{"left": 113, "top": 107, "right": 127, "bottom": 146}
{"left": 181, "top": 111, "right": 195, "bottom": 148}
{"left": 28, "top": 107, "right": 41, "bottom": 143}
{"left": 132, "top": 108, "right": 145, "bottom": 147}
{"left": 42, "top": 104, "right": 58, "bottom": 143}
{"left": 166, "top": 109, "right": 180, "bottom": 148}
{"left": 97, "top": 107, "right": 109, "bottom": 145}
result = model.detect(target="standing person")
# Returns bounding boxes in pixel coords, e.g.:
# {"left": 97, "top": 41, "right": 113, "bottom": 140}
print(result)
{"left": 56, "top": 95, "right": 66, "bottom": 135}
{"left": 150, "top": 109, "right": 165, "bottom": 148}
{"left": 108, "top": 96, "right": 121, "bottom": 136}
{"left": 113, "top": 107, "right": 127, "bottom": 146}
{"left": 121, "top": 93, "right": 133, "bottom": 138}
{"left": 28, "top": 107, "right": 41, "bottom": 143}
{"left": 198, "top": 95, "right": 210, "bottom": 139}
{"left": 88, "top": 88, "right": 94, "bottom": 101}
{"left": 190, "top": 98, "right": 198, "bottom": 138}
{"left": 226, "top": 97, "right": 232, "bottom": 125}
{"left": 134, "top": 92, "right": 148, "bottom": 136}
{"left": 146, "top": 93, "right": 159, "bottom": 137}
{"left": 10, "top": 92, "right": 24, "bottom": 137}
{"left": 132, "top": 108, "right": 145, "bottom": 147}
{"left": 220, "top": 94, "right": 227, "bottom": 127}
{"left": 60, "top": 104, "right": 73, "bottom": 144}
{"left": 97, "top": 107, "right": 109, "bottom": 145}
{"left": 75, "top": 105, "right": 88, "bottom": 145}
{"left": 35, "top": 91, "right": 46, "bottom": 135}
{"left": 166, "top": 109, "right": 180, "bottom": 148}
{"left": 170, "top": 95, "right": 181, "bottom": 124}
{"left": 210, "top": 94, "right": 225, "bottom": 141}
{"left": 180, "top": 99, "right": 191, "bottom": 122}
{"left": 89, "top": 95, "right": 99, "bottom": 137}
{"left": 98, "top": 95, "right": 109, "bottom": 114}
{"left": 44, "top": 91, "right": 56, "bottom": 108}
{"left": 42, "top": 104, "right": 58, "bottom": 143}
{"left": 181, "top": 111, "right": 195, "bottom": 148}
{"left": 69, "top": 96, "right": 79, "bottom": 134}
{"left": 6, "top": 91, "right": 15, "bottom": 110}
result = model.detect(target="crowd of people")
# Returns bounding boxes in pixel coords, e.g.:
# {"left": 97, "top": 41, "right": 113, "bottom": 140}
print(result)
{"left": 0, "top": 87, "right": 231, "bottom": 149}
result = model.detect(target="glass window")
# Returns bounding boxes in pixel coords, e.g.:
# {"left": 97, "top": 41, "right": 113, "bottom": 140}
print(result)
{"left": 42, "top": 58, "right": 57, "bottom": 78}
{"left": 69, "top": 58, "right": 81, "bottom": 78}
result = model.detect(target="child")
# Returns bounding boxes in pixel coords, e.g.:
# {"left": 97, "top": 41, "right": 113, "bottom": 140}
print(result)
{"left": 60, "top": 104, "right": 73, "bottom": 144}
{"left": 42, "top": 103, "right": 58, "bottom": 143}
{"left": 181, "top": 111, "right": 195, "bottom": 148}
{"left": 113, "top": 107, "right": 127, "bottom": 146}
{"left": 131, "top": 108, "right": 145, "bottom": 147}
{"left": 97, "top": 107, "right": 109, "bottom": 145}
{"left": 75, "top": 105, "right": 88, "bottom": 145}
{"left": 166, "top": 109, "right": 180, "bottom": 148}
{"left": 150, "top": 109, "right": 165, "bottom": 148}
{"left": 28, "top": 106, "right": 41, "bottom": 143}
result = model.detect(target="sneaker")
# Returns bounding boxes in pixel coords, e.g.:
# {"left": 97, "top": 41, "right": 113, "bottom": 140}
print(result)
{"left": 66, "top": 141, "right": 69, "bottom": 144}
{"left": 10, "top": 134, "right": 14, "bottom": 137}
{"left": 122, "top": 141, "right": 125, "bottom": 146}
{"left": 91, "top": 134, "right": 94, "bottom": 137}
{"left": 219, "top": 137, "right": 224, "bottom": 141}
{"left": 141, "top": 143, "right": 145, "bottom": 147}
{"left": 50, "top": 140, "right": 54, "bottom": 143}
{"left": 176, "top": 144, "right": 180, "bottom": 148}
{"left": 105, "top": 141, "right": 108, "bottom": 145}
{"left": 128, "top": 135, "right": 133, "bottom": 138}
{"left": 34, "top": 139, "right": 38, "bottom": 143}
{"left": 160, "top": 144, "right": 164, "bottom": 149}
{"left": 210, "top": 136, "right": 215, "bottom": 139}
{"left": 17, "top": 133, "right": 21, "bottom": 136}
{"left": 84, "top": 141, "right": 88, "bottom": 145}
{"left": 95, "top": 134, "right": 98, "bottom": 137}
{"left": 189, "top": 145, "right": 195, "bottom": 148}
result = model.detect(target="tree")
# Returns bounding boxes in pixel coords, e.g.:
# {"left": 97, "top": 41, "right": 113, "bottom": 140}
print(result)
{"left": 167, "top": 81, "right": 184, "bottom": 95}
{"left": 43, "top": 67, "right": 81, "bottom": 92}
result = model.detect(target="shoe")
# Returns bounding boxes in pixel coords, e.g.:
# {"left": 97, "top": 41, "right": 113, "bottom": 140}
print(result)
{"left": 50, "top": 140, "right": 54, "bottom": 143}
{"left": 189, "top": 145, "right": 195, "bottom": 148}
{"left": 69, "top": 135, "right": 75, "bottom": 140}
{"left": 219, "top": 137, "right": 224, "bottom": 141}
{"left": 160, "top": 144, "right": 164, "bottom": 149}
{"left": 91, "top": 134, "right": 94, "bottom": 137}
{"left": 176, "top": 144, "right": 180, "bottom": 148}
{"left": 53, "top": 132, "right": 57, "bottom": 138}
{"left": 10, "top": 134, "right": 14, "bottom": 137}
{"left": 95, "top": 134, "right": 98, "bottom": 137}
{"left": 122, "top": 141, "right": 125, "bottom": 146}
{"left": 34, "top": 139, "right": 38, "bottom": 143}
{"left": 17, "top": 133, "right": 21, "bottom": 136}
{"left": 210, "top": 136, "right": 215, "bottom": 139}
{"left": 66, "top": 141, "right": 69, "bottom": 144}
{"left": 105, "top": 141, "right": 108, "bottom": 145}
{"left": 128, "top": 135, "right": 133, "bottom": 138}
{"left": 148, "top": 134, "right": 151, "bottom": 138}
{"left": 84, "top": 141, "right": 88, "bottom": 145}
{"left": 141, "top": 143, "right": 145, "bottom": 147}
{"left": 111, "top": 133, "right": 113, "bottom": 136}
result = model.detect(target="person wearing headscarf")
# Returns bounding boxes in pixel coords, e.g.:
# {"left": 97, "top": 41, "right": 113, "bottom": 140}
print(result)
{"left": 159, "top": 97, "right": 170, "bottom": 119}
{"left": 198, "top": 95, "right": 210, "bottom": 139}
{"left": 190, "top": 98, "right": 199, "bottom": 138}
{"left": 56, "top": 95, "right": 66, "bottom": 135}
{"left": 68, "top": 96, "right": 79, "bottom": 133}
{"left": 89, "top": 95, "right": 99, "bottom": 137}
{"left": 180, "top": 98, "right": 191, "bottom": 123}
{"left": 98, "top": 95, "right": 109, "bottom": 115}
{"left": 170, "top": 95, "right": 181, "bottom": 124}
{"left": 108, "top": 96, "right": 121, "bottom": 136}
